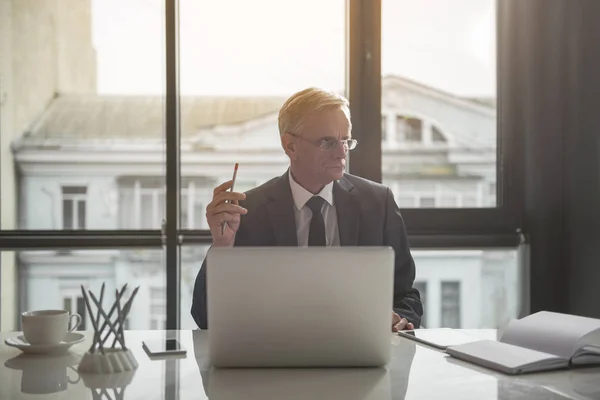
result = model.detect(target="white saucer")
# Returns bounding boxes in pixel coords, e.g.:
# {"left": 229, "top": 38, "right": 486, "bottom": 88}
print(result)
{"left": 4, "top": 332, "right": 86, "bottom": 354}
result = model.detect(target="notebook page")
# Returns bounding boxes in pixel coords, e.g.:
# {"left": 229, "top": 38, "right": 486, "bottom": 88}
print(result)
{"left": 500, "top": 311, "right": 600, "bottom": 359}
{"left": 446, "top": 340, "right": 567, "bottom": 374}
{"left": 571, "top": 345, "right": 600, "bottom": 365}
{"left": 580, "top": 329, "right": 600, "bottom": 348}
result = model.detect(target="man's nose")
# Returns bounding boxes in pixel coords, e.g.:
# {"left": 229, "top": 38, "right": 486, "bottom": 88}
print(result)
{"left": 332, "top": 140, "right": 348, "bottom": 158}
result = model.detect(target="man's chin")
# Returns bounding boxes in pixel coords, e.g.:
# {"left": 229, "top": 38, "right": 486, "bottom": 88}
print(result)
{"left": 327, "top": 166, "right": 345, "bottom": 180}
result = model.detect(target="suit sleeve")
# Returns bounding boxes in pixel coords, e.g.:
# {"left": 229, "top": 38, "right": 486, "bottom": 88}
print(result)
{"left": 191, "top": 216, "right": 249, "bottom": 329}
{"left": 191, "top": 257, "right": 209, "bottom": 329}
{"left": 383, "top": 188, "right": 423, "bottom": 327}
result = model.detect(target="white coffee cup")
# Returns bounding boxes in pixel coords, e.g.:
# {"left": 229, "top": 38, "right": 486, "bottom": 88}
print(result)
{"left": 22, "top": 310, "right": 82, "bottom": 345}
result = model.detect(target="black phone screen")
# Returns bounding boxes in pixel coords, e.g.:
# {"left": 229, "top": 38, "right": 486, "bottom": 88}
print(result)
{"left": 165, "top": 339, "right": 182, "bottom": 351}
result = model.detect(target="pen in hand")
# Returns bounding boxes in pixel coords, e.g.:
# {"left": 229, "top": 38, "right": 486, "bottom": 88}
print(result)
{"left": 221, "top": 163, "right": 239, "bottom": 235}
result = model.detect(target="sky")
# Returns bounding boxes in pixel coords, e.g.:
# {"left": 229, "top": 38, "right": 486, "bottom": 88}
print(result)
{"left": 91, "top": 0, "right": 496, "bottom": 97}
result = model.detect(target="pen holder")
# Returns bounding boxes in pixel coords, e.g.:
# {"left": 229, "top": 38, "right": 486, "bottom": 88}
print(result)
{"left": 77, "top": 283, "right": 139, "bottom": 375}
{"left": 78, "top": 348, "right": 138, "bottom": 374}
{"left": 80, "top": 368, "right": 136, "bottom": 400}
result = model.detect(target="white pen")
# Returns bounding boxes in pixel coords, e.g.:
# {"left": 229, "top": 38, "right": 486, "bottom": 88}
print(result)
{"left": 221, "top": 163, "right": 239, "bottom": 235}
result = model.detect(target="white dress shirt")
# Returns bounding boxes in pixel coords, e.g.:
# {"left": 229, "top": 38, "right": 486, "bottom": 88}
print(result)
{"left": 289, "top": 171, "right": 340, "bottom": 247}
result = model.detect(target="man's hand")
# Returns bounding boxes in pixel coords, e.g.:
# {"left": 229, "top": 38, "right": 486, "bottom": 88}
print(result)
{"left": 206, "top": 180, "right": 247, "bottom": 247}
{"left": 392, "top": 311, "right": 414, "bottom": 332}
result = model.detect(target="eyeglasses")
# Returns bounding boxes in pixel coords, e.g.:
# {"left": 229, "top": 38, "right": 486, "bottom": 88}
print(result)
{"left": 288, "top": 133, "right": 358, "bottom": 152}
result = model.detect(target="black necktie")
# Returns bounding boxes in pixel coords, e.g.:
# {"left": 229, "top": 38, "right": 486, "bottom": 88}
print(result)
{"left": 306, "top": 196, "right": 326, "bottom": 246}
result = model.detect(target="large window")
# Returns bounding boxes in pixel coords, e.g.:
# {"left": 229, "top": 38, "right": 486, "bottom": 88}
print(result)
{"left": 1, "top": 0, "right": 522, "bottom": 331}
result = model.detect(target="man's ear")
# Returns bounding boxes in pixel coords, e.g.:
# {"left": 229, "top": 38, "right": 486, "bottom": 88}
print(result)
{"left": 282, "top": 133, "right": 297, "bottom": 159}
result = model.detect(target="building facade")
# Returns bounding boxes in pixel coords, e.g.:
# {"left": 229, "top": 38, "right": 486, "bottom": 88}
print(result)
{"left": 11, "top": 77, "right": 520, "bottom": 330}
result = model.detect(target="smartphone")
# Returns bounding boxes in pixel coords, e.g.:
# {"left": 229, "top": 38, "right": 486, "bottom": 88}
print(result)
{"left": 142, "top": 339, "right": 187, "bottom": 358}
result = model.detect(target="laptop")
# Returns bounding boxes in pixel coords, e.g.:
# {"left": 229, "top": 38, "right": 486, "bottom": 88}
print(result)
{"left": 206, "top": 246, "right": 395, "bottom": 368}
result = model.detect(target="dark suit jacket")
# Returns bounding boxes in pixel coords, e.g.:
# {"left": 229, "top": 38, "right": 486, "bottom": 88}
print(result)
{"left": 191, "top": 172, "right": 423, "bottom": 329}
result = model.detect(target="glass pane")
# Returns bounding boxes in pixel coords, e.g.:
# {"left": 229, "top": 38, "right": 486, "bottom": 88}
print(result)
{"left": 62, "top": 200, "right": 73, "bottom": 229}
{"left": 0, "top": 249, "right": 165, "bottom": 331}
{"left": 382, "top": 0, "right": 497, "bottom": 208}
{"left": 63, "top": 297, "right": 72, "bottom": 313}
{"left": 76, "top": 297, "right": 87, "bottom": 330}
{"left": 0, "top": 0, "right": 166, "bottom": 231}
{"left": 179, "top": 0, "right": 347, "bottom": 218}
{"left": 78, "top": 200, "right": 87, "bottom": 229}
{"left": 413, "top": 248, "right": 520, "bottom": 328}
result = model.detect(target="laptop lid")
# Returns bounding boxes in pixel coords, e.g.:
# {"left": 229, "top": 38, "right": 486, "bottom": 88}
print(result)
{"left": 206, "top": 246, "right": 394, "bottom": 367}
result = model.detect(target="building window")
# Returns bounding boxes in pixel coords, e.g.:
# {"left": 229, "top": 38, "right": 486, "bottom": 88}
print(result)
{"left": 432, "top": 126, "right": 447, "bottom": 143}
{"left": 397, "top": 196, "right": 415, "bottom": 208}
{"left": 396, "top": 116, "right": 423, "bottom": 142}
{"left": 140, "top": 189, "right": 164, "bottom": 230}
{"left": 381, "top": 115, "right": 388, "bottom": 141}
{"left": 440, "top": 196, "right": 459, "bottom": 207}
{"left": 413, "top": 281, "right": 427, "bottom": 328}
{"left": 62, "top": 186, "right": 87, "bottom": 229}
{"left": 62, "top": 292, "right": 86, "bottom": 330}
{"left": 488, "top": 182, "right": 497, "bottom": 206}
{"left": 462, "top": 195, "right": 478, "bottom": 207}
{"left": 119, "top": 178, "right": 214, "bottom": 230}
{"left": 419, "top": 196, "right": 436, "bottom": 208}
{"left": 441, "top": 281, "right": 461, "bottom": 328}
{"left": 150, "top": 287, "right": 166, "bottom": 330}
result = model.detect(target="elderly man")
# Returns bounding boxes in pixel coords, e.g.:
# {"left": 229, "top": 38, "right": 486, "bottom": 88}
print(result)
{"left": 191, "top": 87, "right": 423, "bottom": 331}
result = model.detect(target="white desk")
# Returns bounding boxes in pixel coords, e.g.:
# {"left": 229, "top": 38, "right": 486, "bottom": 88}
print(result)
{"left": 0, "top": 330, "right": 599, "bottom": 399}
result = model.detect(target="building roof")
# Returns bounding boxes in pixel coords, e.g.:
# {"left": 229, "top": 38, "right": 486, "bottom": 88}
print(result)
{"left": 383, "top": 75, "right": 496, "bottom": 110}
{"left": 18, "top": 76, "right": 495, "bottom": 144}
{"left": 24, "top": 94, "right": 286, "bottom": 140}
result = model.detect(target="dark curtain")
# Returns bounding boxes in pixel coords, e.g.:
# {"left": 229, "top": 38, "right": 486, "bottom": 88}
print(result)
{"left": 501, "top": 0, "right": 600, "bottom": 317}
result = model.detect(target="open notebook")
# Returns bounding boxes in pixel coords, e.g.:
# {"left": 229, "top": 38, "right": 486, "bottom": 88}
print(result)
{"left": 446, "top": 311, "right": 600, "bottom": 375}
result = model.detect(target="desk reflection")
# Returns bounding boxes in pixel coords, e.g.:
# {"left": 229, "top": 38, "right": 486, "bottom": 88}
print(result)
{"left": 193, "top": 330, "right": 417, "bottom": 400}
{"left": 445, "top": 355, "right": 600, "bottom": 400}
{"left": 207, "top": 368, "right": 390, "bottom": 400}
{"left": 4, "top": 352, "right": 81, "bottom": 395}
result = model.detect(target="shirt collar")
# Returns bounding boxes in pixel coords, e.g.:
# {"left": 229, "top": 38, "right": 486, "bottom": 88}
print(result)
{"left": 288, "top": 170, "right": 334, "bottom": 211}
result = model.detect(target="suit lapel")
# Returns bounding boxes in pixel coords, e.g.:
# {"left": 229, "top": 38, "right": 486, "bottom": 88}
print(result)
{"left": 265, "top": 172, "right": 298, "bottom": 246}
{"left": 334, "top": 176, "right": 360, "bottom": 246}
